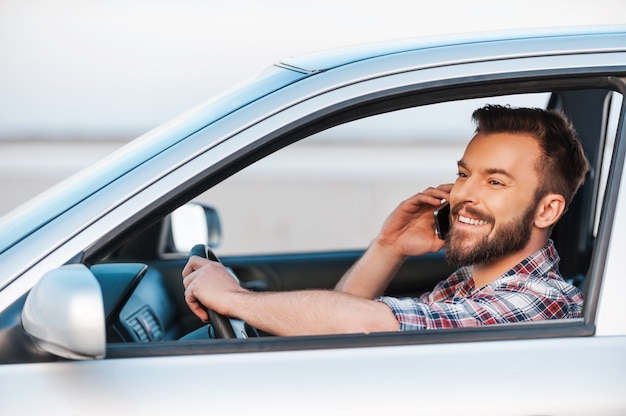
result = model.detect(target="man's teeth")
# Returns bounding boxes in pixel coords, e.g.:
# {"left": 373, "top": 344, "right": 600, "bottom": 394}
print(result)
{"left": 459, "top": 215, "right": 488, "bottom": 225}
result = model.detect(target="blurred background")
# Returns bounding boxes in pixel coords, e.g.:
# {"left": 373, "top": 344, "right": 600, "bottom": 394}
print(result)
{"left": 1, "top": 0, "right": 624, "bottom": 219}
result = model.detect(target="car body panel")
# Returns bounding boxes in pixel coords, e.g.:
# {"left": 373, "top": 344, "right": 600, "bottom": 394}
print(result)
{"left": 2, "top": 336, "right": 625, "bottom": 415}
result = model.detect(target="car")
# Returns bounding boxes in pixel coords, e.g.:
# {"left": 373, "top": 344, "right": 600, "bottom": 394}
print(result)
{"left": 1, "top": 26, "right": 625, "bottom": 415}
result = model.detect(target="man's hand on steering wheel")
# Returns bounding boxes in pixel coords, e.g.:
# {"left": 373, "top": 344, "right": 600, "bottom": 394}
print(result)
{"left": 182, "top": 244, "right": 243, "bottom": 338}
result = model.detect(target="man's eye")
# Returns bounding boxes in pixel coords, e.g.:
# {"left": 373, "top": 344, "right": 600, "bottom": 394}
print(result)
{"left": 457, "top": 172, "right": 468, "bottom": 178}
{"left": 489, "top": 179, "right": 503, "bottom": 186}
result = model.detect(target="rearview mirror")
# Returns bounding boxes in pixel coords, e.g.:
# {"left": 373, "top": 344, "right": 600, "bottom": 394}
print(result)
{"left": 21, "top": 265, "right": 105, "bottom": 360}
{"left": 167, "top": 202, "right": 222, "bottom": 254}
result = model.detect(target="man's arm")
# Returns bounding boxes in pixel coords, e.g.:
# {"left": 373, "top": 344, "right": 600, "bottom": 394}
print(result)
{"left": 182, "top": 257, "right": 399, "bottom": 336}
{"left": 335, "top": 185, "right": 452, "bottom": 299}
{"left": 181, "top": 184, "right": 452, "bottom": 336}
{"left": 379, "top": 277, "right": 584, "bottom": 330}
{"left": 334, "top": 240, "right": 405, "bottom": 299}
{"left": 233, "top": 288, "right": 399, "bottom": 336}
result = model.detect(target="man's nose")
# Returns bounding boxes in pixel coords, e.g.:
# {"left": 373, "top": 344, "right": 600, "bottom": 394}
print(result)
{"left": 452, "top": 176, "right": 480, "bottom": 205}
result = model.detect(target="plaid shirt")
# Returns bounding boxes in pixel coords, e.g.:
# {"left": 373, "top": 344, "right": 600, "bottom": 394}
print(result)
{"left": 378, "top": 240, "right": 584, "bottom": 331}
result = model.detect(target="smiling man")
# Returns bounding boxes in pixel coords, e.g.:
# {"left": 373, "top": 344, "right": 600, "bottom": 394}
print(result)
{"left": 182, "top": 104, "right": 589, "bottom": 335}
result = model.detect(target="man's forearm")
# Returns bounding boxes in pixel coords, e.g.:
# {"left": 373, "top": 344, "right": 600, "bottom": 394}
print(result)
{"left": 228, "top": 289, "right": 399, "bottom": 336}
{"left": 334, "top": 240, "right": 406, "bottom": 299}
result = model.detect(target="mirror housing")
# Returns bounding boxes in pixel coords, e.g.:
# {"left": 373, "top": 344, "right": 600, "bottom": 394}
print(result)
{"left": 21, "top": 264, "right": 105, "bottom": 360}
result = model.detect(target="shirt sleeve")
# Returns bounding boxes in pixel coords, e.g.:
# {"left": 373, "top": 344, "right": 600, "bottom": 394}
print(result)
{"left": 378, "top": 295, "right": 491, "bottom": 330}
{"left": 377, "top": 279, "right": 581, "bottom": 331}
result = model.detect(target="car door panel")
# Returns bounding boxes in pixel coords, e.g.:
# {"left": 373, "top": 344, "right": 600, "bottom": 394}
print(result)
{"left": 3, "top": 335, "right": 625, "bottom": 415}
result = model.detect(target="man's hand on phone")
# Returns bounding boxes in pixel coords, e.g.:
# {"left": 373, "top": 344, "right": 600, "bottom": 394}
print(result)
{"left": 376, "top": 184, "right": 452, "bottom": 258}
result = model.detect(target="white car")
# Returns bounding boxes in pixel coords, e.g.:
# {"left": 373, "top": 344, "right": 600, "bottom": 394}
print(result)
{"left": 1, "top": 27, "right": 625, "bottom": 415}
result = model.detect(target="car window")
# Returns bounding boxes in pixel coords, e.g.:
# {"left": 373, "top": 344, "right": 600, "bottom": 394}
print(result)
{"left": 95, "top": 81, "right": 622, "bottom": 355}
{"left": 194, "top": 93, "right": 549, "bottom": 255}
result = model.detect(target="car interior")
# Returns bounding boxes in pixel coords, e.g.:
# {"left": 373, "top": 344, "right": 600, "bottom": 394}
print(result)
{"left": 2, "top": 75, "right": 623, "bottom": 363}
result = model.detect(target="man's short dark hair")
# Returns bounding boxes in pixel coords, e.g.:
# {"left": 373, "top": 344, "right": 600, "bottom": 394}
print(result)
{"left": 472, "top": 104, "right": 590, "bottom": 207}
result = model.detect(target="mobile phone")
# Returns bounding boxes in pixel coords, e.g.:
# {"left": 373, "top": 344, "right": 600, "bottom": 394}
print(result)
{"left": 434, "top": 201, "right": 450, "bottom": 240}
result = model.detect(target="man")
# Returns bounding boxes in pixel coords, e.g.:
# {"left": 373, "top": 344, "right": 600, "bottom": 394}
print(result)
{"left": 182, "top": 105, "right": 588, "bottom": 336}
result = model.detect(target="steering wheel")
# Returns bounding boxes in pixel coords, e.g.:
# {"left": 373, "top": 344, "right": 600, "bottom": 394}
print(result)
{"left": 188, "top": 244, "right": 237, "bottom": 339}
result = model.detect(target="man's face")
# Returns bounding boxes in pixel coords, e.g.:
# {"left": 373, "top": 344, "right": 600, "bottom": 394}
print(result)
{"left": 444, "top": 132, "right": 543, "bottom": 267}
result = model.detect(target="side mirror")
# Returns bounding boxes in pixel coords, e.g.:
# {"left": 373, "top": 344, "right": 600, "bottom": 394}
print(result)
{"left": 21, "top": 265, "right": 105, "bottom": 360}
{"left": 166, "top": 202, "right": 222, "bottom": 254}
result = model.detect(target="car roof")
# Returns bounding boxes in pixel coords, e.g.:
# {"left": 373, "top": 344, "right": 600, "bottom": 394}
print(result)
{"left": 279, "top": 25, "right": 626, "bottom": 73}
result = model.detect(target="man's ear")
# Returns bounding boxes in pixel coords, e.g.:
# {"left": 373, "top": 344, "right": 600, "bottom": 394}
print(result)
{"left": 534, "top": 193, "right": 566, "bottom": 229}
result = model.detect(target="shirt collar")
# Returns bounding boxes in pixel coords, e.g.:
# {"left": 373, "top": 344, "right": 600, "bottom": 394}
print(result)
{"left": 505, "top": 239, "right": 560, "bottom": 279}
{"left": 452, "top": 239, "right": 561, "bottom": 290}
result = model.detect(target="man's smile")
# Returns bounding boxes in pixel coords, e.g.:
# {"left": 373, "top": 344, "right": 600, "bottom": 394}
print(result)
{"left": 458, "top": 214, "right": 488, "bottom": 226}
{"left": 451, "top": 204, "right": 494, "bottom": 232}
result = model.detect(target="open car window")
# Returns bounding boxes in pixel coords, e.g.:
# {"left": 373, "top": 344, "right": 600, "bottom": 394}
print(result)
{"left": 195, "top": 93, "right": 550, "bottom": 256}
{"left": 102, "top": 80, "right": 624, "bottom": 357}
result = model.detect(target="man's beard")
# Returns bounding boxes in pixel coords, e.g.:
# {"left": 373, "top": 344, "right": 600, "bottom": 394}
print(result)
{"left": 444, "top": 200, "right": 536, "bottom": 267}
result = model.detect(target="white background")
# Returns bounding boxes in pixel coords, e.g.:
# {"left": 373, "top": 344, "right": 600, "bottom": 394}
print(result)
{"left": 1, "top": 0, "right": 624, "bottom": 140}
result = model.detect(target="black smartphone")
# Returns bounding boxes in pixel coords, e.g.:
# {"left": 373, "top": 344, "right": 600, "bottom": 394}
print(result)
{"left": 434, "top": 201, "right": 450, "bottom": 240}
